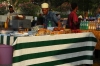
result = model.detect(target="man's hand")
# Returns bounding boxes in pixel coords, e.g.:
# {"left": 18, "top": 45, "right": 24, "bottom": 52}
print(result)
{"left": 6, "top": 17, "right": 10, "bottom": 23}
{"left": 73, "top": 21, "right": 78, "bottom": 25}
{"left": 58, "top": 21, "right": 62, "bottom": 27}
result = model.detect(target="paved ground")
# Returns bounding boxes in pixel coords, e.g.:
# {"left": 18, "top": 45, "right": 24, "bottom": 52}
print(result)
{"left": 77, "top": 58, "right": 100, "bottom": 66}
{"left": 93, "top": 50, "right": 100, "bottom": 66}
{"left": 93, "top": 59, "right": 100, "bottom": 66}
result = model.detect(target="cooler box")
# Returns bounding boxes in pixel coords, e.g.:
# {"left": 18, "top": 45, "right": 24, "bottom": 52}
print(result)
{"left": 12, "top": 19, "right": 31, "bottom": 29}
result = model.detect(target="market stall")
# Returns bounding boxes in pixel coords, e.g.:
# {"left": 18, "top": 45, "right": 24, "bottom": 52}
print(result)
{"left": 0, "top": 32, "right": 96, "bottom": 66}
{"left": 0, "top": 14, "right": 97, "bottom": 66}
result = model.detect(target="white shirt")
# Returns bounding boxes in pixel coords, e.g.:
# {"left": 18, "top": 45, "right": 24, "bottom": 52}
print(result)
{"left": 7, "top": 12, "right": 17, "bottom": 26}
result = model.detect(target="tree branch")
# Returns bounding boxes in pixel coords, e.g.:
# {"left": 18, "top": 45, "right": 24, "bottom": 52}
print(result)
{"left": 14, "top": 0, "right": 19, "bottom": 6}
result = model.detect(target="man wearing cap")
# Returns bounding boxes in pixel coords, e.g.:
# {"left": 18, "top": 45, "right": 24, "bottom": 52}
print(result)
{"left": 41, "top": 3, "right": 62, "bottom": 28}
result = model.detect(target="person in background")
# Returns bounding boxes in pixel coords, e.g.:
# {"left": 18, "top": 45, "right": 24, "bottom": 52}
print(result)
{"left": 96, "top": 5, "right": 100, "bottom": 19}
{"left": 66, "top": 3, "right": 79, "bottom": 30}
{"left": 78, "top": 15, "right": 83, "bottom": 22}
{"left": 84, "top": 12, "right": 88, "bottom": 20}
{"left": 93, "top": 5, "right": 100, "bottom": 63}
{"left": 37, "top": 14, "right": 44, "bottom": 25}
{"left": 41, "top": 3, "right": 62, "bottom": 28}
{"left": 56, "top": 14, "right": 61, "bottom": 20}
{"left": 31, "top": 14, "right": 44, "bottom": 27}
{"left": 6, "top": 5, "right": 17, "bottom": 27}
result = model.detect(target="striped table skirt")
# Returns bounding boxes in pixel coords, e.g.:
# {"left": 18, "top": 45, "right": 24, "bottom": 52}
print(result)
{"left": 0, "top": 35, "right": 17, "bottom": 45}
{"left": 12, "top": 32, "right": 97, "bottom": 66}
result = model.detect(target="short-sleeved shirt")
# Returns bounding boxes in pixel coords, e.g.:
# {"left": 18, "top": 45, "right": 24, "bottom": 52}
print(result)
{"left": 43, "top": 11, "right": 59, "bottom": 28}
{"left": 7, "top": 12, "right": 17, "bottom": 20}
{"left": 7, "top": 12, "right": 17, "bottom": 25}
{"left": 67, "top": 11, "right": 78, "bottom": 30}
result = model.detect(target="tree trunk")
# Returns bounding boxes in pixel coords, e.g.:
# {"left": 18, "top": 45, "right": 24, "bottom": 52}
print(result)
{"left": 10, "top": 0, "right": 19, "bottom": 8}
{"left": 14, "top": 0, "right": 19, "bottom": 7}
{"left": 9, "top": 0, "right": 19, "bottom": 10}
{"left": 10, "top": 0, "right": 13, "bottom": 5}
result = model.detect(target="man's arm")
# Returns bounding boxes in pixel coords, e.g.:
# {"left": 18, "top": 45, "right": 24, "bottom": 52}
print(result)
{"left": 57, "top": 20, "right": 62, "bottom": 27}
{"left": 73, "top": 13, "right": 78, "bottom": 25}
{"left": 6, "top": 13, "right": 10, "bottom": 23}
{"left": 52, "top": 13, "right": 62, "bottom": 27}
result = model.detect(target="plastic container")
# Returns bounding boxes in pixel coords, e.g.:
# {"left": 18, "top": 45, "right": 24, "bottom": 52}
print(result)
{"left": 0, "top": 44, "right": 13, "bottom": 65}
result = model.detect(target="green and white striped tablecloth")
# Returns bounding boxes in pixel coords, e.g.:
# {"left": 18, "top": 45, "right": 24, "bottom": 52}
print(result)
{"left": 0, "top": 35, "right": 17, "bottom": 45}
{"left": 12, "top": 32, "right": 97, "bottom": 66}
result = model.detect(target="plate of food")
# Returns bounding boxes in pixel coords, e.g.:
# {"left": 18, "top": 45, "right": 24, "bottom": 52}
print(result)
{"left": 0, "top": 30, "right": 13, "bottom": 34}
{"left": 13, "top": 31, "right": 29, "bottom": 36}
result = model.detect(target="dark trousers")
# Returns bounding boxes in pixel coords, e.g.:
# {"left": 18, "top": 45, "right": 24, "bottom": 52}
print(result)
{"left": 93, "top": 49, "right": 100, "bottom": 61}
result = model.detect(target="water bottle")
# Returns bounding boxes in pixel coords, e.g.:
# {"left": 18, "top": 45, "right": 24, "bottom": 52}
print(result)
{"left": 84, "top": 20, "right": 86, "bottom": 30}
{"left": 48, "top": 21, "right": 52, "bottom": 27}
{"left": 82, "top": 20, "right": 85, "bottom": 30}
{"left": 79, "top": 21, "right": 81, "bottom": 29}
{"left": 80, "top": 20, "right": 83, "bottom": 30}
{"left": 47, "top": 20, "right": 53, "bottom": 30}
{"left": 86, "top": 21, "right": 89, "bottom": 30}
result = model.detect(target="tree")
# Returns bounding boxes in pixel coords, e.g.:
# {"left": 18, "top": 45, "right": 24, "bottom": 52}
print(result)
{"left": 10, "top": 0, "right": 28, "bottom": 7}
{"left": 1, "top": 0, "right": 99, "bottom": 16}
{"left": 10, "top": 0, "right": 18, "bottom": 7}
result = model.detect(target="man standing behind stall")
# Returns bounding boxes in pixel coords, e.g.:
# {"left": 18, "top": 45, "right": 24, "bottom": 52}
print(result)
{"left": 67, "top": 3, "right": 79, "bottom": 30}
{"left": 41, "top": 3, "right": 62, "bottom": 28}
{"left": 6, "top": 5, "right": 17, "bottom": 27}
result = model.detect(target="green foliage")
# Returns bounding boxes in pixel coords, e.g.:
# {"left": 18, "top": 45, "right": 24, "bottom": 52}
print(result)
{"left": 0, "top": 3, "right": 8, "bottom": 15}
{"left": 18, "top": 2, "right": 41, "bottom": 16}
{"left": 0, "top": 0, "right": 99, "bottom": 17}
{"left": 61, "top": 14, "right": 68, "bottom": 18}
{"left": 0, "top": 0, "right": 5, "bottom": 2}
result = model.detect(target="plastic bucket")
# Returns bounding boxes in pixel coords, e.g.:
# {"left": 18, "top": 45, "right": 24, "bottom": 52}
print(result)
{"left": 0, "top": 44, "right": 13, "bottom": 65}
